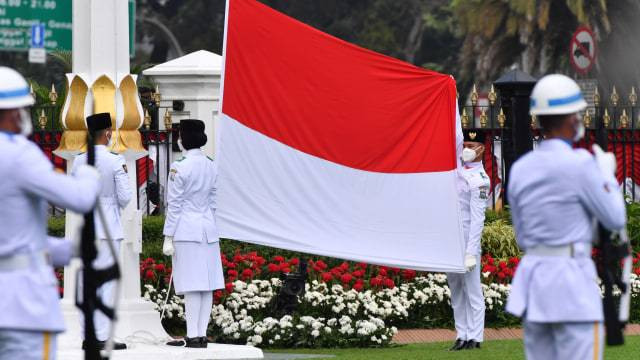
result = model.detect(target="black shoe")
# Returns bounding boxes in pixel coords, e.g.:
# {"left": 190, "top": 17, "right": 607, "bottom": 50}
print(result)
{"left": 199, "top": 337, "right": 208, "bottom": 348}
{"left": 464, "top": 340, "right": 481, "bottom": 349}
{"left": 82, "top": 340, "right": 126, "bottom": 351}
{"left": 448, "top": 339, "right": 467, "bottom": 351}
{"left": 185, "top": 336, "right": 202, "bottom": 348}
{"left": 166, "top": 339, "right": 186, "bottom": 347}
{"left": 111, "top": 341, "right": 127, "bottom": 350}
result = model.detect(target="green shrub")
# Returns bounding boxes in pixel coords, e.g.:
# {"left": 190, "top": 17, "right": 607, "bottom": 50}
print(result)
{"left": 626, "top": 202, "right": 640, "bottom": 253}
{"left": 485, "top": 209, "right": 511, "bottom": 225}
{"left": 48, "top": 216, "right": 65, "bottom": 237}
{"left": 481, "top": 219, "right": 520, "bottom": 259}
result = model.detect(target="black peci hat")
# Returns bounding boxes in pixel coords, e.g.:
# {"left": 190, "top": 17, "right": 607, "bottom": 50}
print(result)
{"left": 180, "top": 119, "right": 207, "bottom": 149}
{"left": 463, "top": 129, "right": 486, "bottom": 144}
{"left": 86, "top": 113, "right": 112, "bottom": 133}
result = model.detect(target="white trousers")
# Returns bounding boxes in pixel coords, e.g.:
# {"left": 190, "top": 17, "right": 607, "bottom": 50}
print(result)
{"left": 79, "top": 239, "right": 121, "bottom": 341}
{"left": 446, "top": 255, "right": 485, "bottom": 342}
{"left": 184, "top": 291, "right": 213, "bottom": 338}
{"left": 524, "top": 321, "right": 603, "bottom": 360}
{"left": 0, "top": 329, "right": 57, "bottom": 360}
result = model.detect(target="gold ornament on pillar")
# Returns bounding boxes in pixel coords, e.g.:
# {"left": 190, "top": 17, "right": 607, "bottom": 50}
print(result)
{"left": 56, "top": 75, "right": 89, "bottom": 152}
{"left": 56, "top": 74, "right": 145, "bottom": 154}
{"left": 113, "top": 75, "right": 145, "bottom": 153}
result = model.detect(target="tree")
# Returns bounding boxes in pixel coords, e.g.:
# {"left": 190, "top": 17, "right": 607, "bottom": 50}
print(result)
{"left": 452, "top": 0, "right": 640, "bottom": 93}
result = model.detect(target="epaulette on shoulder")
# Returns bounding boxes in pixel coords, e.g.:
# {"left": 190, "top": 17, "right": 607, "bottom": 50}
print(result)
{"left": 110, "top": 151, "right": 119, "bottom": 155}
{"left": 176, "top": 157, "right": 186, "bottom": 162}
{"left": 207, "top": 156, "right": 214, "bottom": 161}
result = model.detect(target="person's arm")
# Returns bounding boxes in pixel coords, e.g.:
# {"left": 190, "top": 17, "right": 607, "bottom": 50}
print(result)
{"left": 209, "top": 163, "right": 218, "bottom": 217}
{"left": 467, "top": 183, "right": 489, "bottom": 255}
{"left": 114, "top": 156, "right": 132, "bottom": 209}
{"left": 18, "top": 143, "right": 99, "bottom": 213}
{"left": 163, "top": 163, "right": 185, "bottom": 237}
{"left": 507, "top": 166, "right": 525, "bottom": 249}
{"left": 578, "top": 155, "right": 626, "bottom": 231}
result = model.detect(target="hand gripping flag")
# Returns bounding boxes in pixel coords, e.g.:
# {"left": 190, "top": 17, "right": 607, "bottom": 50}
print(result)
{"left": 217, "top": 0, "right": 465, "bottom": 272}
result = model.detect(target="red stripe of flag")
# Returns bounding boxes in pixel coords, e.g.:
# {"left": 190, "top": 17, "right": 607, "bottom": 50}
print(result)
{"left": 222, "top": 0, "right": 457, "bottom": 174}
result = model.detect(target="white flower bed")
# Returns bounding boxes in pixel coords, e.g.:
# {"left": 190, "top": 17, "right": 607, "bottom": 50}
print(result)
{"left": 144, "top": 273, "right": 513, "bottom": 347}
{"left": 144, "top": 273, "right": 640, "bottom": 347}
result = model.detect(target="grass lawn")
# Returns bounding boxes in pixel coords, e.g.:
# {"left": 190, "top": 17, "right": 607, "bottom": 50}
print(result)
{"left": 268, "top": 336, "right": 640, "bottom": 360}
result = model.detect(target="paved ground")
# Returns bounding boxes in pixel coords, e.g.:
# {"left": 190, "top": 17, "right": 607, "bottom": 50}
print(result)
{"left": 392, "top": 324, "right": 640, "bottom": 344}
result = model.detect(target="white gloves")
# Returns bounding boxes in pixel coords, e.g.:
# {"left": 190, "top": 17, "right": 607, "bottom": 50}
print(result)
{"left": 163, "top": 236, "right": 175, "bottom": 256}
{"left": 464, "top": 254, "right": 477, "bottom": 272}
{"left": 75, "top": 164, "right": 101, "bottom": 180}
{"left": 592, "top": 144, "right": 616, "bottom": 178}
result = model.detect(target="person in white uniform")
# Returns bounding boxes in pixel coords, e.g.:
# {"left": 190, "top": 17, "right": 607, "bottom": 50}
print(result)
{"left": 0, "top": 67, "right": 100, "bottom": 360}
{"left": 506, "top": 74, "right": 626, "bottom": 360}
{"left": 163, "top": 119, "right": 225, "bottom": 348}
{"left": 447, "top": 129, "right": 490, "bottom": 351}
{"left": 72, "top": 113, "right": 131, "bottom": 351}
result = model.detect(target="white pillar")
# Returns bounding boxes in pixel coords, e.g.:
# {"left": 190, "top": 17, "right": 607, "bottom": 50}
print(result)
{"left": 143, "top": 50, "right": 223, "bottom": 159}
{"left": 56, "top": 0, "right": 167, "bottom": 349}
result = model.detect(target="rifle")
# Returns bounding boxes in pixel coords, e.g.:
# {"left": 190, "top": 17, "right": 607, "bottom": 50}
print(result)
{"left": 596, "top": 225, "right": 632, "bottom": 346}
{"left": 75, "top": 131, "right": 122, "bottom": 359}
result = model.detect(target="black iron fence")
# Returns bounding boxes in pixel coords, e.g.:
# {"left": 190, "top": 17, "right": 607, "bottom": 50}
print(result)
{"left": 461, "top": 82, "right": 640, "bottom": 209}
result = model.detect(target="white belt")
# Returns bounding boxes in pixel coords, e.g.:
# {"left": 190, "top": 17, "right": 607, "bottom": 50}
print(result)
{"left": 526, "top": 243, "right": 592, "bottom": 258}
{"left": 0, "top": 251, "right": 50, "bottom": 272}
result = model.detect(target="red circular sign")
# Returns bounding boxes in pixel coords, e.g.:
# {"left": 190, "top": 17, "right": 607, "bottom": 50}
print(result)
{"left": 569, "top": 26, "right": 597, "bottom": 75}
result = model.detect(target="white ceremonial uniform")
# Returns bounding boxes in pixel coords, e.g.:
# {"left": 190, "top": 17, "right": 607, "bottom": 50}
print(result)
{"left": 0, "top": 132, "right": 99, "bottom": 359}
{"left": 72, "top": 145, "right": 132, "bottom": 341}
{"left": 507, "top": 139, "right": 626, "bottom": 360}
{"left": 447, "top": 162, "right": 490, "bottom": 343}
{"left": 163, "top": 149, "right": 224, "bottom": 295}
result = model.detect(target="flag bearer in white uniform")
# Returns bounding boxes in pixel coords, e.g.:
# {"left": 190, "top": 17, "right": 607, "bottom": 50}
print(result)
{"left": 72, "top": 113, "right": 131, "bottom": 351}
{"left": 163, "top": 119, "right": 225, "bottom": 348}
{"left": 0, "top": 67, "right": 100, "bottom": 359}
{"left": 447, "top": 130, "right": 490, "bottom": 351}
{"left": 507, "top": 74, "right": 626, "bottom": 360}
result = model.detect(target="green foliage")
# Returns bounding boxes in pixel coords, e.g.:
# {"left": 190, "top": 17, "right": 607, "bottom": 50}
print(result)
{"left": 48, "top": 50, "right": 72, "bottom": 74}
{"left": 626, "top": 201, "right": 640, "bottom": 252}
{"left": 47, "top": 216, "right": 65, "bottom": 237}
{"left": 485, "top": 209, "right": 511, "bottom": 225}
{"left": 481, "top": 220, "right": 521, "bottom": 259}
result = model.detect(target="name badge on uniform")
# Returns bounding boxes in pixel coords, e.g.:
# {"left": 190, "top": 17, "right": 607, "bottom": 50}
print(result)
{"left": 479, "top": 186, "right": 489, "bottom": 200}
{"left": 169, "top": 168, "right": 177, "bottom": 181}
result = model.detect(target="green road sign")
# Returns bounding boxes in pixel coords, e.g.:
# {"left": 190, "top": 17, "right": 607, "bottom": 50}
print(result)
{"left": 0, "top": 0, "right": 135, "bottom": 56}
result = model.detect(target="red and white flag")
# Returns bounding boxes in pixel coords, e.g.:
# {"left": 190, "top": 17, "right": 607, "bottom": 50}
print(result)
{"left": 217, "top": 0, "right": 464, "bottom": 272}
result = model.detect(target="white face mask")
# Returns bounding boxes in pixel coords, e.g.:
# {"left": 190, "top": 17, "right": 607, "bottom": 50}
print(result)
{"left": 106, "top": 130, "right": 114, "bottom": 148}
{"left": 177, "top": 138, "right": 186, "bottom": 153}
{"left": 462, "top": 147, "right": 477, "bottom": 163}
{"left": 573, "top": 122, "right": 585, "bottom": 142}
{"left": 18, "top": 109, "right": 32, "bottom": 136}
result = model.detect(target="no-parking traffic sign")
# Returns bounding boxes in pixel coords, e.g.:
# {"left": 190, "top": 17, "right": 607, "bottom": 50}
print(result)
{"left": 570, "top": 26, "right": 597, "bottom": 75}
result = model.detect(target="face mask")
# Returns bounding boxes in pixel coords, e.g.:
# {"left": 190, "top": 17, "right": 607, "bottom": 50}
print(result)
{"left": 18, "top": 109, "right": 32, "bottom": 136}
{"left": 107, "top": 132, "right": 113, "bottom": 149}
{"left": 178, "top": 138, "right": 186, "bottom": 153}
{"left": 573, "top": 122, "right": 585, "bottom": 142}
{"left": 462, "top": 148, "right": 477, "bottom": 163}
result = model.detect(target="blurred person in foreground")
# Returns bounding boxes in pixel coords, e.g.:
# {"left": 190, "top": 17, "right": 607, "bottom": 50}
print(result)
{"left": 0, "top": 67, "right": 100, "bottom": 359}
{"left": 506, "top": 74, "right": 626, "bottom": 360}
